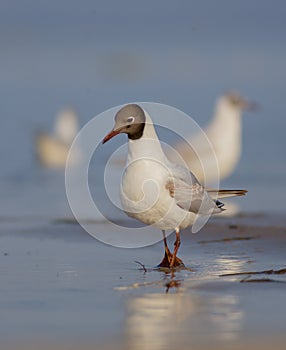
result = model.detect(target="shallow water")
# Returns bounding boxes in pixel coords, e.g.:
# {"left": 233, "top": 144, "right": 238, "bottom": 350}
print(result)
{"left": 1, "top": 216, "right": 285, "bottom": 349}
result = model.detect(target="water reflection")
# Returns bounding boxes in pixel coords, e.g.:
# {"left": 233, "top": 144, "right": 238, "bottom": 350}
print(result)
{"left": 215, "top": 256, "right": 249, "bottom": 276}
{"left": 125, "top": 289, "right": 243, "bottom": 349}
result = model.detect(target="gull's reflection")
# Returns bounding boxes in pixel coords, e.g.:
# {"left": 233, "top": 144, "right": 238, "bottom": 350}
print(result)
{"left": 125, "top": 289, "right": 243, "bottom": 349}
{"left": 208, "top": 294, "right": 243, "bottom": 341}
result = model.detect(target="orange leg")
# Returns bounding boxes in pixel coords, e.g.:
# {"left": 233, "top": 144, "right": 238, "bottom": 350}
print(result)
{"left": 158, "top": 230, "right": 184, "bottom": 268}
{"left": 170, "top": 228, "right": 181, "bottom": 268}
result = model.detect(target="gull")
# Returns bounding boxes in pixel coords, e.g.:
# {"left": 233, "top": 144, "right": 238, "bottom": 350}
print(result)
{"left": 103, "top": 104, "right": 247, "bottom": 268}
{"left": 171, "top": 92, "right": 256, "bottom": 183}
{"left": 36, "top": 107, "right": 79, "bottom": 168}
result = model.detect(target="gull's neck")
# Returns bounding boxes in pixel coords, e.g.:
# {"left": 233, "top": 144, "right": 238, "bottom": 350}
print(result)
{"left": 54, "top": 110, "right": 78, "bottom": 144}
{"left": 209, "top": 98, "right": 242, "bottom": 135}
{"left": 206, "top": 97, "right": 243, "bottom": 177}
{"left": 127, "top": 111, "right": 169, "bottom": 164}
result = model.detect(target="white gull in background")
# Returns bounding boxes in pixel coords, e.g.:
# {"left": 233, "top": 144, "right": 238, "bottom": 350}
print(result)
{"left": 170, "top": 92, "right": 256, "bottom": 184}
{"left": 36, "top": 108, "right": 79, "bottom": 168}
{"left": 103, "top": 104, "right": 247, "bottom": 268}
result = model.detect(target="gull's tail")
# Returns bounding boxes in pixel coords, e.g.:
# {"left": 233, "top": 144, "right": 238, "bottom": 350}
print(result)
{"left": 207, "top": 189, "right": 248, "bottom": 199}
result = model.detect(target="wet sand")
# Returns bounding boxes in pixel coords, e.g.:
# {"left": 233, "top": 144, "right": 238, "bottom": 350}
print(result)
{"left": 0, "top": 213, "right": 286, "bottom": 350}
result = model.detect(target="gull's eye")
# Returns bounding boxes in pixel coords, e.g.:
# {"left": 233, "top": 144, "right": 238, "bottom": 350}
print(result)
{"left": 127, "top": 116, "right": 135, "bottom": 123}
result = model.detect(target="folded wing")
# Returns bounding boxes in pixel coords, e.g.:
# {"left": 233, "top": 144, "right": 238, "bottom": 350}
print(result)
{"left": 166, "top": 167, "right": 247, "bottom": 216}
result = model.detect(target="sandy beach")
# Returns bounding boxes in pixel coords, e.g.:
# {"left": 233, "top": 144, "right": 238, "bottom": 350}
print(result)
{"left": 1, "top": 213, "right": 285, "bottom": 350}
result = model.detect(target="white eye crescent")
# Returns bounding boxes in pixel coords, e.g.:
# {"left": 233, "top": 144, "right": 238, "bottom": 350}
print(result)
{"left": 127, "top": 116, "right": 135, "bottom": 123}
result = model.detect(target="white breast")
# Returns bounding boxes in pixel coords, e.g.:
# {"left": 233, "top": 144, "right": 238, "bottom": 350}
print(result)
{"left": 120, "top": 111, "right": 196, "bottom": 231}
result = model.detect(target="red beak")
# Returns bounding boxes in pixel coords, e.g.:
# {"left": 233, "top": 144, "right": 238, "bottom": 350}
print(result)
{"left": 102, "top": 127, "right": 124, "bottom": 144}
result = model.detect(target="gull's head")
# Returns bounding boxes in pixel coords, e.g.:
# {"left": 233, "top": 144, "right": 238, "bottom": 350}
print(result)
{"left": 223, "top": 92, "right": 257, "bottom": 113}
{"left": 54, "top": 107, "right": 79, "bottom": 144}
{"left": 103, "top": 104, "right": 146, "bottom": 143}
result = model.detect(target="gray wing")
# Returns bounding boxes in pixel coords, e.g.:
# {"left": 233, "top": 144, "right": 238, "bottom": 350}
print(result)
{"left": 166, "top": 164, "right": 223, "bottom": 215}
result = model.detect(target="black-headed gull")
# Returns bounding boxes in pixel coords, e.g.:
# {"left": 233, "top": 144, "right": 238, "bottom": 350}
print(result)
{"left": 36, "top": 108, "right": 79, "bottom": 168}
{"left": 172, "top": 92, "right": 256, "bottom": 183}
{"left": 103, "top": 104, "right": 247, "bottom": 268}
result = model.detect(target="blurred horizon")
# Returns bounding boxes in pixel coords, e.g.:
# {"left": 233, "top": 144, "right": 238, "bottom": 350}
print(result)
{"left": 0, "top": 0, "right": 285, "bottom": 216}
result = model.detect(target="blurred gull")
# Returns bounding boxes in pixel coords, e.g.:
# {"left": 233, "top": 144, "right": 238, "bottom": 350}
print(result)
{"left": 36, "top": 108, "right": 79, "bottom": 168}
{"left": 171, "top": 92, "right": 256, "bottom": 184}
